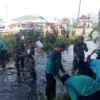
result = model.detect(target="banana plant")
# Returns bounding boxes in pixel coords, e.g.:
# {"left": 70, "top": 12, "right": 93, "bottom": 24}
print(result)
{"left": 89, "top": 10, "right": 100, "bottom": 44}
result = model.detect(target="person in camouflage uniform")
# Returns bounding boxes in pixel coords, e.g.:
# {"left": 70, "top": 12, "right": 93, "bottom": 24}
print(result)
{"left": 25, "top": 40, "right": 36, "bottom": 79}
{"left": 53, "top": 28, "right": 58, "bottom": 38}
{"left": 13, "top": 34, "right": 25, "bottom": 78}
{"left": 73, "top": 36, "right": 88, "bottom": 71}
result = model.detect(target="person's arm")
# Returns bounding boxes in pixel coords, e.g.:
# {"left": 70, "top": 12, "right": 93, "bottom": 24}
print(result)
{"left": 60, "top": 64, "right": 66, "bottom": 73}
{"left": 89, "top": 49, "right": 96, "bottom": 57}
{"left": 66, "top": 84, "right": 78, "bottom": 100}
{"left": 82, "top": 43, "right": 88, "bottom": 52}
{"left": 31, "top": 45, "right": 35, "bottom": 55}
{"left": 55, "top": 73, "right": 62, "bottom": 80}
{"left": 73, "top": 44, "right": 80, "bottom": 62}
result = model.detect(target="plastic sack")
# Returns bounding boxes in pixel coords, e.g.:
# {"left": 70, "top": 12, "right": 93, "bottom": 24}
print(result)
{"left": 21, "top": 35, "right": 24, "bottom": 40}
{"left": 36, "top": 40, "right": 43, "bottom": 48}
{"left": 27, "top": 49, "right": 31, "bottom": 54}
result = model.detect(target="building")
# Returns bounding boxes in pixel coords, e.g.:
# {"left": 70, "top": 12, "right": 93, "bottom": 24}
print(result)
{"left": 78, "top": 15, "right": 93, "bottom": 28}
{"left": 0, "top": 18, "right": 10, "bottom": 29}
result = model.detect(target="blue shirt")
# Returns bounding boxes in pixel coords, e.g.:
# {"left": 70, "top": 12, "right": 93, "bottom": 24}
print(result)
{"left": 90, "top": 59, "right": 100, "bottom": 81}
{"left": 45, "top": 50, "right": 62, "bottom": 75}
{"left": 0, "top": 40, "right": 7, "bottom": 51}
{"left": 65, "top": 75, "right": 100, "bottom": 100}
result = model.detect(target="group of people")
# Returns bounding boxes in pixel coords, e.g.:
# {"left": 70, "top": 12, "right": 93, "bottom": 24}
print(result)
{"left": 45, "top": 36, "right": 100, "bottom": 100}
{"left": 1, "top": 29, "right": 100, "bottom": 100}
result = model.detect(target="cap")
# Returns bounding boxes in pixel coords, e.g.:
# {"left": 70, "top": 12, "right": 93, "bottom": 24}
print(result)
{"left": 56, "top": 42, "right": 66, "bottom": 50}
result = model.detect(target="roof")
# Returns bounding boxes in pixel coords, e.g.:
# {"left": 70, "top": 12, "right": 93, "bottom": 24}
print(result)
{"left": 14, "top": 15, "right": 39, "bottom": 21}
{"left": 14, "top": 15, "right": 59, "bottom": 23}
{"left": 79, "top": 15, "right": 88, "bottom": 19}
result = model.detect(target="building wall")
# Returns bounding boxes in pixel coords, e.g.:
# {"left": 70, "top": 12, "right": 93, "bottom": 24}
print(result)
{"left": 78, "top": 19, "right": 93, "bottom": 28}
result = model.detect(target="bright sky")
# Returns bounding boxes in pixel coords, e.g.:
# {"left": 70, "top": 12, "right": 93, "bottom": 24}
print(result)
{"left": 0, "top": 0, "right": 100, "bottom": 19}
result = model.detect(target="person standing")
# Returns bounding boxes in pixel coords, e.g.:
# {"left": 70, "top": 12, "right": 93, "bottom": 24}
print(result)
{"left": 53, "top": 28, "right": 58, "bottom": 38}
{"left": 0, "top": 40, "right": 7, "bottom": 70}
{"left": 13, "top": 34, "right": 25, "bottom": 78}
{"left": 45, "top": 42, "right": 66, "bottom": 100}
{"left": 25, "top": 40, "right": 36, "bottom": 79}
{"left": 73, "top": 36, "right": 88, "bottom": 73}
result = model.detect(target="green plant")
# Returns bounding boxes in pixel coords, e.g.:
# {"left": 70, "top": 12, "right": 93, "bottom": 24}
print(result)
{"left": 0, "top": 34, "right": 14, "bottom": 57}
{"left": 0, "top": 33, "right": 78, "bottom": 58}
{"left": 56, "top": 93, "right": 71, "bottom": 100}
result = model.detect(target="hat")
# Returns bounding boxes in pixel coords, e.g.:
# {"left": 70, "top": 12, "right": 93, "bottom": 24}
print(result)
{"left": 56, "top": 42, "right": 66, "bottom": 50}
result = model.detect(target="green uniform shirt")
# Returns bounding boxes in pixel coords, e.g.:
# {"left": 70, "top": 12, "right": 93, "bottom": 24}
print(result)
{"left": 45, "top": 50, "right": 62, "bottom": 75}
{"left": 73, "top": 42, "right": 88, "bottom": 58}
{"left": 14, "top": 40, "right": 24, "bottom": 56}
{"left": 0, "top": 40, "right": 7, "bottom": 51}
{"left": 65, "top": 75, "right": 100, "bottom": 100}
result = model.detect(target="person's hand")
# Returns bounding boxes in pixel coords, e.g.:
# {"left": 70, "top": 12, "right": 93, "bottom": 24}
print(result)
{"left": 82, "top": 45, "right": 86, "bottom": 49}
{"left": 61, "top": 69, "right": 66, "bottom": 73}
{"left": 55, "top": 73, "right": 62, "bottom": 81}
{"left": 77, "top": 57, "right": 80, "bottom": 62}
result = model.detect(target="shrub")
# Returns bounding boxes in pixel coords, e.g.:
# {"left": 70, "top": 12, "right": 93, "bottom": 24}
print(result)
{"left": 0, "top": 34, "right": 14, "bottom": 57}
{"left": 0, "top": 34, "right": 78, "bottom": 58}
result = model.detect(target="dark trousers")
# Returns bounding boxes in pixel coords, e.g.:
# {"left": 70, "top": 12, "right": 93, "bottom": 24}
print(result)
{"left": 73, "top": 56, "right": 84, "bottom": 70}
{"left": 46, "top": 73, "right": 56, "bottom": 100}
{"left": 0, "top": 49, "right": 7, "bottom": 69}
{"left": 30, "top": 61, "right": 36, "bottom": 79}
{"left": 15, "top": 56, "right": 24, "bottom": 77}
{"left": 79, "top": 90, "right": 100, "bottom": 100}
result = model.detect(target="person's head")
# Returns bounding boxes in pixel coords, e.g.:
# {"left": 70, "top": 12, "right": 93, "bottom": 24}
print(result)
{"left": 15, "top": 34, "right": 20, "bottom": 41}
{"left": 77, "top": 36, "right": 84, "bottom": 43}
{"left": 61, "top": 74, "right": 70, "bottom": 85}
{"left": 55, "top": 42, "right": 66, "bottom": 52}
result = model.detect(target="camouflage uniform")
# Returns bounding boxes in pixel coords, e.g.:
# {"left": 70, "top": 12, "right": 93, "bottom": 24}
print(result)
{"left": 73, "top": 42, "right": 88, "bottom": 70}
{"left": 14, "top": 39, "right": 25, "bottom": 77}
{"left": 25, "top": 42, "right": 36, "bottom": 79}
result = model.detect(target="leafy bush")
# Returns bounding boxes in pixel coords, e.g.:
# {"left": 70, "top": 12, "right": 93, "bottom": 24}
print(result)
{"left": 42, "top": 35, "right": 77, "bottom": 52}
{"left": 0, "top": 34, "right": 78, "bottom": 57}
{"left": 0, "top": 34, "right": 14, "bottom": 57}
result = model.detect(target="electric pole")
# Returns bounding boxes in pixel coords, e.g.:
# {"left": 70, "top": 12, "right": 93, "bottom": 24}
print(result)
{"left": 75, "top": 0, "right": 81, "bottom": 34}
{"left": 5, "top": 6, "right": 8, "bottom": 20}
{"left": 77, "top": 0, "right": 81, "bottom": 25}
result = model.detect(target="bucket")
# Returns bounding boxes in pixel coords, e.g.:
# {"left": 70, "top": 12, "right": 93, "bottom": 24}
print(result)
{"left": 36, "top": 40, "right": 43, "bottom": 48}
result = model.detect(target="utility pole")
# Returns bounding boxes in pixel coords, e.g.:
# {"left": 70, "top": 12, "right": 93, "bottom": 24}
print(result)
{"left": 77, "top": 0, "right": 81, "bottom": 25}
{"left": 5, "top": 6, "right": 8, "bottom": 20}
{"left": 75, "top": 0, "right": 81, "bottom": 34}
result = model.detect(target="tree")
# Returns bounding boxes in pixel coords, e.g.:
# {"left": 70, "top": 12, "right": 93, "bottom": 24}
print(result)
{"left": 89, "top": 9, "right": 100, "bottom": 43}
{"left": 98, "top": 9, "right": 100, "bottom": 31}
{"left": 63, "top": 17, "right": 69, "bottom": 23}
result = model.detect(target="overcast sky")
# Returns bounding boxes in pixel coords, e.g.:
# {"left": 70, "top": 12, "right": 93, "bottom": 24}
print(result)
{"left": 0, "top": 0, "right": 100, "bottom": 19}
